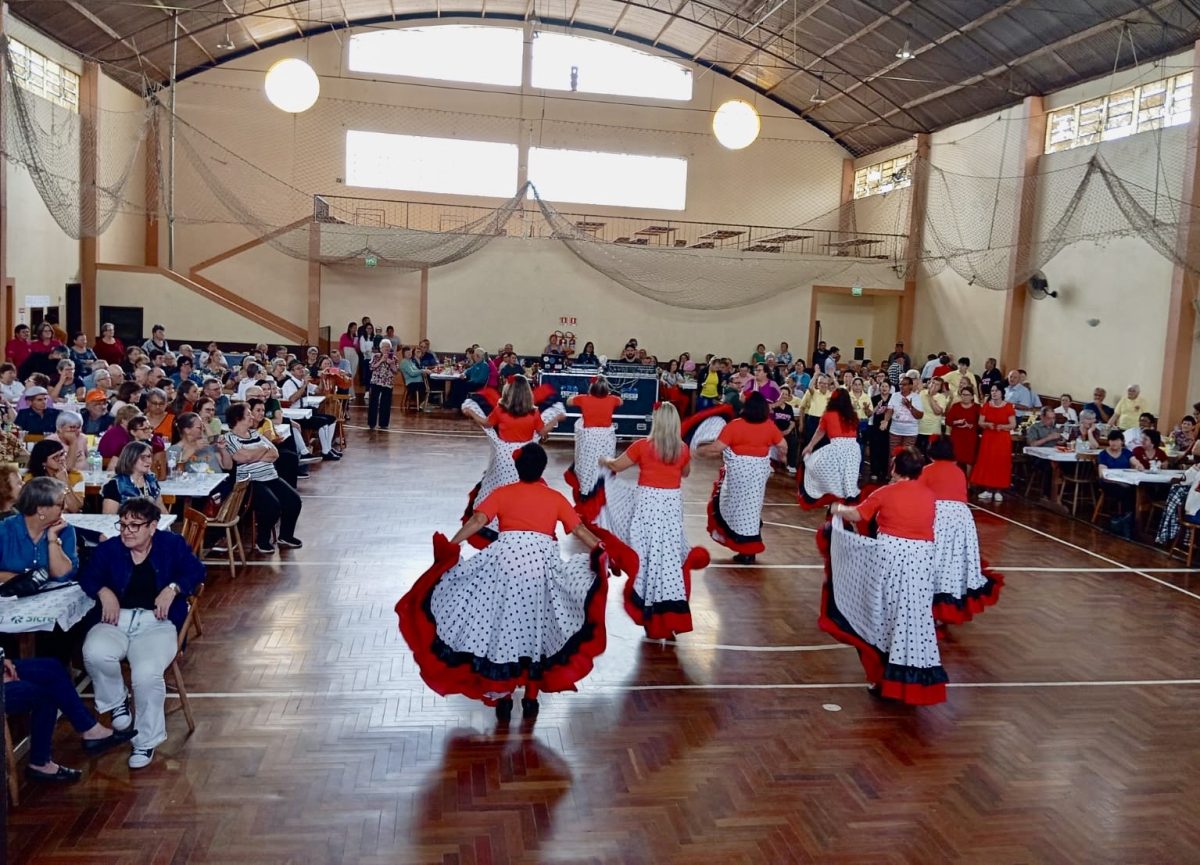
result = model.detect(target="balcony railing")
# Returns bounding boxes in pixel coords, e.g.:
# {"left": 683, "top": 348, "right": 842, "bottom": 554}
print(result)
{"left": 313, "top": 194, "right": 907, "bottom": 261}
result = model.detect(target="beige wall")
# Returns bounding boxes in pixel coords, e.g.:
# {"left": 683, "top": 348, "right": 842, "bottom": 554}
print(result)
{"left": 321, "top": 265, "right": 423, "bottom": 345}
{"left": 96, "top": 72, "right": 147, "bottom": 267}
{"left": 814, "top": 292, "right": 902, "bottom": 364}
{"left": 96, "top": 268, "right": 295, "bottom": 344}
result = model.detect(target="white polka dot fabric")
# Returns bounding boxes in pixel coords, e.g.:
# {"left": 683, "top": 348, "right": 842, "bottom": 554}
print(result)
{"left": 829, "top": 520, "right": 942, "bottom": 671}
{"left": 540, "top": 400, "right": 567, "bottom": 428}
{"left": 470, "top": 428, "right": 528, "bottom": 535}
{"left": 628, "top": 486, "right": 691, "bottom": 613}
{"left": 595, "top": 469, "right": 638, "bottom": 537}
{"left": 688, "top": 417, "right": 728, "bottom": 455}
{"left": 716, "top": 451, "right": 773, "bottom": 539}
{"left": 803, "top": 438, "right": 862, "bottom": 501}
{"left": 430, "top": 531, "right": 595, "bottom": 665}
{"left": 932, "top": 500, "right": 990, "bottom": 600}
{"left": 573, "top": 426, "right": 617, "bottom": 498}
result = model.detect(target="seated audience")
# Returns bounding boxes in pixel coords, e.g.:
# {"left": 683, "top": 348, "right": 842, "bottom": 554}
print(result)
{"left": 109, "top": 381, "right": 143, "bottom": 417}
{"left": 24, "top": 439, "right": 84, "bottom": 514}
{"left": 1071, "top": 409, "right": 1103, "bottom": 449}
{"left": 47, "top": 410, "right": 87, "bottom": 472}
{"left": 93, "top": 322, "right": 125, "bottom": 366}
{"left": 200, "top": 378, "right": 230, "bottom": 423}
{"left": 98, "top": 405, "right": 143, "bottom": 466}
{"left": 280, "top": 361, "right": 341, "bottom": 460}
{"left": 171, "top": 380, "right": 199, "bottom": 417}
{"left": 80, "top": 496, "right": 205, "bottom": 770}
{"left": 0, "top": 362, "right": 21, "bottom": 404}
{"left": 0, "top": 463, "right": 21, "bottom": 517}
{"left": 400, "top": 346, "right": 430, "bottom": 411}
{"left": 1112, "top": 385, "right": 1144, "bottom": 429}
{"left": 0, "top": 477, "right": 78, "bottom": 582}
{"left": 1054, "top": 394, "right": 1078, "bottom": 425}
{"left": 1025, "top": 407, "right": 1062, "bottom": 447}
{"left": 141, "top": 324, "right": 169, "bottom": 356}
{"left": 248, "top": 399, "right": 303, "bottom": 485}
{"left": 1131, "top": 429, "right": 1168, "bottom": 470}
{"left": 416, "top": 339, "right": 438, "bottom": 368}
{"left": 82, "top": 389, "right": 113, "bottom": 434}
{"left": 574, "top": 341, "right": 598, "bottom": 366}
{"left": 221, "top": 403, "right": 303, "bottom": 554}
{"left": 101, "top": 442, "right": 166, "bottom": 514}
{"left": 1097, "top": 430, "right": 1135, "bottom": 512}
{"left": 142, "top": 388, "right": 174, "bottom": 438}
{"left": 171, "top": 357, "right": 203, "bottom": 388}
{"left": 1170, "top": 416, "right": 1195, "bottom": 452}
{"left": 15, "top": 386, "right": 60, "bottom": 434}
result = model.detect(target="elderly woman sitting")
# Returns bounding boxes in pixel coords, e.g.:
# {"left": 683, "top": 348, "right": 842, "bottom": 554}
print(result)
{"left": 100, "top": 442, "right": 166, "bottom": 514}
{"left": 1071, "top": 409, "right": 1103, "bottom": 449}
{"left": 25, "top": 439, "right": 84, "bottom": 513}
{"left": 0, "top": 477, "right": 78, "bottom": 583}
{"left": 47, "top": 410, "right": 87, "bottom": 473}
{"left": 80, "top": 496, "right": 205, "bottom": 769}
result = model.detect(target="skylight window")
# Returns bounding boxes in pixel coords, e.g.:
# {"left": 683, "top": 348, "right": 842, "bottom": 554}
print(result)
{"left": 531, "top": 32, "right": 692, "bottom": 101}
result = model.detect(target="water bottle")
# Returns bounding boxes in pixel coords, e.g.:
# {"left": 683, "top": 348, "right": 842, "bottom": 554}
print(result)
{"left": 87, "top": 448, "right": 102, "bottom": 482}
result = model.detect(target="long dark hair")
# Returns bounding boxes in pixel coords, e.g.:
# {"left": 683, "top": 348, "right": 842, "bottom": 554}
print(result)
{"left": 827, "top": 388, "right": 858, "bottom": 429}
{"left": 741, "top": 392, "right": 770, "bottom": 424}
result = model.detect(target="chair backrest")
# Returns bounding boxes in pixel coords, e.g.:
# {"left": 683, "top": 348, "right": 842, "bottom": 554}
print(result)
{"left": 176, "top": 583, "right": 205, "bottom": 653}
{"left": 214, "top": 478, "right": 251, "bottom": 523}
{"left": 181, "top": 507, "right": 208, "bottom": 557}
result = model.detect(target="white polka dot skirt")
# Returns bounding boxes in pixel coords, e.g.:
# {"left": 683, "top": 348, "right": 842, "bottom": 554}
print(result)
{"left": 428, "top": 531, "right": 606, "bottom": 691}
{"left": 626, "top": 486, "right": 695, "bottom": 638}
{"left": 803, "top": 438, "right": 861, "bottom": 503}
{"left": 818, "top": 518, "right": 948, "bottom": 705}
{"left": 462, "top": 428, "right": 528, "bottom": 544}
{"left": 708, "top": 451, "right": 772, "bottom": 554}
{"left": 932, "top": 500, "right": 1004, "bottom": 624}
{"left": 688, "top": 416, "right": 728, "bottom": 456}
{"left": 571, "top": 426, "right": 617, "bottom": 500}
{"left": 594, "top": 469, "right": 639, "bottom": 541}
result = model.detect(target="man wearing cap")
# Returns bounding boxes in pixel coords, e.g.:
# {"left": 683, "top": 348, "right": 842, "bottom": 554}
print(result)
{"left": 82, "top": 389, "right": 113, "bottom": 435}
{"left": 15, "top": 387, "right": 60, "bottom": 434}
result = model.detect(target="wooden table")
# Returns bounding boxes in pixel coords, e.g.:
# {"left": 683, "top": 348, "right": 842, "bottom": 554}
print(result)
{"left": 1023, "top": 445, "right": 1098, "bottom": 507}
{"left": 1100, "top": 467, "right": 1186, "bottom": 537}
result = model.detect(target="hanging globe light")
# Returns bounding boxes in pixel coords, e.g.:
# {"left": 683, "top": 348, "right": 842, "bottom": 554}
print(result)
{"left": 712, "top": 99, "right": 760, "bottom": 150}
{"left": 264, "top": 58, "right": 320, "bottom": 113}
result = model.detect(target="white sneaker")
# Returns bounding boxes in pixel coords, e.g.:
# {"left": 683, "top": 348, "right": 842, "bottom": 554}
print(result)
{"left": 786, "top": 466, "right": 796, "bottom": 475}
{"left": 128, "top": 748, "right": 154, "bottom": 769}
{"left": 992, "top": 492, "right": 1004, "bottom": 502}
{"left": 110, "top": 698, "right": 132, "bottom": 732}
{"left": 978, "top": 491, "right": 993, "bottom": 501}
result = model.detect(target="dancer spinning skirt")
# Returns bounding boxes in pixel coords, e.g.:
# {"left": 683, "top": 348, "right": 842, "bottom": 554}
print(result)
{"left": 398, "top": 444, "right": 617, "bottom": 722}
{"left": 682, "top": 403, "right": 736, "bottom": 453}
{"left": 798, "top": 387, "right": 862, "bottom": 509}
{"left": 596, "top": 404, "right": 709, "bottom": 638}
{"left": 920, "top": 439, "right": 1003, "bottom": 624}
{"left": 563, "top": 377, "right": 623, "bottom": 523}
{"left": 462, "top": 376, "right": 545, "bottom": 548}
{"left": 698, "top": 393, "right": 783, "bottom": 564}
{"left": 819, "top": 447, "right": 949, "bottom": 705}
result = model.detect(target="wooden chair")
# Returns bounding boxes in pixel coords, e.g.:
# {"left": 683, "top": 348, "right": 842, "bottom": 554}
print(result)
{"left": 1170, "top": 503, "right": 1200, "bottom": 567}
{"left": 164, "top": 584, "right": 204, "bottom": 735}
{"left": 203, "top": 479, "right": 250, "bottom": 577}
{"left": 181, "top": 508, "right": 208, "bottom": 640}
{"left": 4, "top": 717, "right": 17, "bottom": 807}
{"left": 1058, "top": 458, "right": 1096, "bottom": 516}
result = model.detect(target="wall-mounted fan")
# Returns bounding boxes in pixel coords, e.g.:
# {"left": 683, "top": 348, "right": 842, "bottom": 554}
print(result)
{"left": 1028, "top": 270, "right": 1057, "bottom": 299}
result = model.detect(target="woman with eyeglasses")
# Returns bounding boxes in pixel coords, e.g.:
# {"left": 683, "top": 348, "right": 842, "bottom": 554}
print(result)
{"left": 0, "top": 477, "right": 78, "bottom": 584}
{"left": 25, "top": 439, "right": 84, "bottom": 514}
{"left": 100, "top": 442, "right": 166, "bottom": 515}
{"left": 80, "top": 496, "right": 204, "bottom": 770}
{"left": 142, "top": 387, "right": 174, "bottom": 438}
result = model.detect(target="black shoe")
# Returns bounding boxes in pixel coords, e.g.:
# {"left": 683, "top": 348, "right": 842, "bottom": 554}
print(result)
{"left": 331, "top": 448, "right": 344, "bottom": 456}
{"left": 732, "top": 553, "right": 757, "bottom": 564}
{"left": 82, "top": 727, "right": 137, "bottom": 755}
{"left": 495, "top": 697, "right": 513, "bottom": 722}
{"left": 299, "top": 454, "right": 322, "bottom": 465}
{"left": 322, "top": 452, "right": 341, "bottom": 461}
{"left": 277, "top": 536, "right": 303, "bottom": 549}
{"left": 521, "top": 698, "right": 539, "bottom": 718}
{"left": 296, "top": 470, "right": 310, "bottom": 479}
{"left": 25, "top": 764, "right": 82, "bottom": 782}
{"left": 255, "top": 541, "right": 276, "bottom": 554}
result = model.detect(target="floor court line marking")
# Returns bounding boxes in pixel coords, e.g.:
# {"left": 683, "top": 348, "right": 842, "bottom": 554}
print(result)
{"left": 136, "top": 679, "right": 1200, "bottom": 700}
{"left": 973, "top": 505, "right": 1200, "bottom": 602}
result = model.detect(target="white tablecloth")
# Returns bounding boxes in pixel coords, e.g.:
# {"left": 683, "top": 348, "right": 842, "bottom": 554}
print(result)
{"left": 1024, "top": 446, "right": 1099, "bottom": 462}
{"left": 63, "top": 514, "right": 176, "bottom": 535}
{"left": 1101, "top": 468, "right": 1186, "bottom": 486}
{"left": 282, "top": 407, "right": 312, "bottom": 420}
{"left": 73, "top": 471, "right": 227, "bottom": 498}
{"left": 0, "top": 584, "right": 94, "bottom": 634}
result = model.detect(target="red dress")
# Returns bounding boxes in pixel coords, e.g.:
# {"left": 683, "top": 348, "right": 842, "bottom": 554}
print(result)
{"left": 970, "top": 401, "right": 1015, "bottom": 489}
{"left": 944, "top": 402, "right": 981, "bottom": 465}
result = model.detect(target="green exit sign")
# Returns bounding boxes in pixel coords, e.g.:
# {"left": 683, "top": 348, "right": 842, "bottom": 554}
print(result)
{"left": 365, "top": 254, "right": 378, "bottom": 268}
{"left": 851, "top": 284, "right": 863, "bottom": 297}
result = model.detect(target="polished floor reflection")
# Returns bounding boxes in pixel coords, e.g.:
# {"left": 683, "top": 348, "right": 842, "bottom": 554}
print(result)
{"left": 8, "top": 411, "right": 1200, "bottom": 864}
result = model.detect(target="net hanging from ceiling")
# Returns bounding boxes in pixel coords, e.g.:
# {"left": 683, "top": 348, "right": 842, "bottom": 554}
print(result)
{"left": 2, "top": 37, "right": 1200, "bottom": 307}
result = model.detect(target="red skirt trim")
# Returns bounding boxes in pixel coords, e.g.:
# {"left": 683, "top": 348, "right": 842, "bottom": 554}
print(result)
{"left": 460, "top": 482, "right": 495, "bottom": 550}
{"left": 814, "top": 524, "right": 948, "bottom": 706}
{"left": 396, "top": 533, "right": 610, "bottom": 705}
{"left": 564, "top": 464, "right": 606, "bottom": 524}
{"left": 681, "top": 403, "right": 735, "bottom": 446}
{"left": 932, "top": 557, "right": 1005, "bottom": 625}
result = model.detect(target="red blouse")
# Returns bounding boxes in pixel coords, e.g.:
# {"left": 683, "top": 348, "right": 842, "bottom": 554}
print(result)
{"left": 855, "top": 480, "right": 936, "bottom": 541}
{"left": 818, "top": 411, "right": 858, "bottom": 438}
{"left": 627, "top": 438, "right": 690, "bottom": 489}
{"left": 919, "top": 460, "right": 968, "bottom": 503}
{"left": 486, "top": 407, "right": 545, "bottom": 443}
{"left": 718, "top": 418, "right": 785, "bottom": 457}
{"left": 476, "top": 482, "right": 580, "bottom": 536}
{"left": 574, "top": 394, "right": 622, "bottom": 428}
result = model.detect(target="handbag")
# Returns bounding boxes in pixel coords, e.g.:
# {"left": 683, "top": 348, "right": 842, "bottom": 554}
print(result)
{"left": 0, "top": 567, "right": 54, "bottom": 598}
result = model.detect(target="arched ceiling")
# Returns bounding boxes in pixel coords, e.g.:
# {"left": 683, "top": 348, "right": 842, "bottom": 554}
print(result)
{"left": 9, "top": 0, "right": 1200, "bottom": 155}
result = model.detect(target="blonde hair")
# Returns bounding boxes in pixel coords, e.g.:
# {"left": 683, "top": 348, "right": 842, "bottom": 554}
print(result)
{"left": 648, "top": 403, "right": 682, "bottom": 464}
{"left": 500, "top": 375, "right": 534, "bottom": 416}
{"left": 115, "top": 404, "right": 142, "bottom": 427}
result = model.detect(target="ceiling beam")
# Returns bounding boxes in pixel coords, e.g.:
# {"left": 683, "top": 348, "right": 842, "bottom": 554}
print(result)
{"left": 221, "top": 1, "right": 260, "bottom": 50}
{"left": 839, "top": 0, "right": 1178, "bottom": 136}
{"left": 153, "top": 0, "right": 217, "bottom": 64}
{"left": 63, "top": 0, "right": 171, "bottom": 79}
{"left": 652, "top": 0, "right": 691, "bottom": 46}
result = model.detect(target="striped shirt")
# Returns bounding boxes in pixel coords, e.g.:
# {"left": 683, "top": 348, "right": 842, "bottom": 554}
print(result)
{"left": 222, "top": 431, "right": 278, "bottom": 482}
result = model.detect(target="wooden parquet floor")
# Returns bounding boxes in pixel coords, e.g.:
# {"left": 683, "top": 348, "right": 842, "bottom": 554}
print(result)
{"left": 9, "top": 409, "right": 1200, "bottom": 864}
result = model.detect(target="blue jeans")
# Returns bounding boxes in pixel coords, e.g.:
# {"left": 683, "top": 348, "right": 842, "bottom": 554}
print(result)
{"left": 5, "top": 658, "right": 96, "bottom": 765}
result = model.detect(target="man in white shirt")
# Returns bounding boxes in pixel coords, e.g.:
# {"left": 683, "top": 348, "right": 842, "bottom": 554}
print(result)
{"left": 823, "top": 347, "right": 840, "bottom": 377}
{"left": 1004, "top": 369, "right": 1041, "bottom": 420}
{"left": 920, "top": 354, "right": 940, "bottom": 381}
{"left": 236, "top": 362, "right": 263, "bottom": 400}
{"left": 281, "top": 361, "right": 341, "bottom": 461}
{"left": 882, "top": 372, "right": 924, "bottom": 451}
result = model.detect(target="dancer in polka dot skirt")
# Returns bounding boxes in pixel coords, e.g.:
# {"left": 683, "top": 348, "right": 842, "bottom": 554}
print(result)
{"left": 398, "top": 444, "right": 628, "bottom": 722}
{"left": 698, "top": 393, "right": 784, "bottom": 564}
{"left": 563, "top": 376, "right": 623, "bottom": 524}
{"left": 818, "top": 447, "right": 949, "bottom": 705}
{"left": 798, "top": 387, "right": 862, "bottom": 509}
{"left": 596, "top": 404, "right": 710, "bottom": 639}
{"left": 920, "top": 438, "right": 1004, "bottom": 624}
{"left": 461, "top": 376, "right": 546, "bottom": 548}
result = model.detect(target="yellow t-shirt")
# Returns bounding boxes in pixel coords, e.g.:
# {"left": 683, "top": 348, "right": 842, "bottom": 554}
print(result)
{"left": 800, "top": 390, "right": 830, "bottom": 418}
{"left": 1113, "top": 396, "right": 1143, "bottom": 430}
{"left": 917, "top": 392, "right": 948, "bottom": 435}
{"left": 850, "top": 392, "right": 872, "bottom": 421}
{"left": 700, "top": 370, "right": 720, "bottom": 399}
